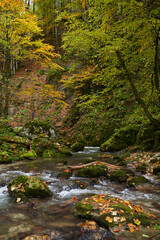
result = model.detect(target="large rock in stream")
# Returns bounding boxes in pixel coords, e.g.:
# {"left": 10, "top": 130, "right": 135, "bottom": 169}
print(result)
{"left": 8, "top": 175, "right": 53, "bottom": 202}
{"left": 75, "top": 195, "right": 159, "bottom": 232}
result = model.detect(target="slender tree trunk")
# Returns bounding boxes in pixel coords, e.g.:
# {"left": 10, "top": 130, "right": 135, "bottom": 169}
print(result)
{"left": 154, "top": 27, "right": 160, "bottom": 103}
{"left": 116, "top": 50, "right": 160, "bottom": 128}
{"left": 4, "top": 77, "right": 9, "bottom": 119}
{"left": 0, "top": 76, "right": 3, "bottom": 117}
{"left": 3, "top": 27, "right": 10, "bottom": 119}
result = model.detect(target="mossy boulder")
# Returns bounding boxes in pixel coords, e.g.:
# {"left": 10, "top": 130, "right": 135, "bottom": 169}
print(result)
{"left": 42, "top": 148, "right": 72, "bottom": 159}
{"left": 75, "top": 195, "right": 156, "bottom": 230}
{"left": 109, "top": 170, "right": 128, "bottom": 183}
{"left": 153, "top": 165, "right": 160, "bottom": 175}
{"left": 76, "top": 165, "right": 108, "bottom": 178}
{"left": 71, "top": 142, "right": 85, "bottom": 152}
{"left": 31, "top": 136, "right": 56, "bottom": 156}
{"left": 21, "top": 150, "right": 37, "bottom": 160}
{"left": 128, "top": 176, "right": 149, "bottom": 187}
{"left": 22, "top": 120, "right": 56, "bottom": 139}
{"left": 0, "top": 151, "right": 12, "bottom": 164}
{"left": 32, "top": 136, "right": 72, "bottom": 158}
{"left": 7, "top": 175, "right": 53, "bottom": 202}
{"left": 100, "top": 126, "right": 138, "bottom": 152}
{"left": 136, "top": 163, "right": 147, "bottom": 174}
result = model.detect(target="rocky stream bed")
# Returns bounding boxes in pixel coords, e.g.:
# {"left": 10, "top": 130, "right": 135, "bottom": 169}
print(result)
{"left": 0, "top": 147, "right": 160, "bottom": 240}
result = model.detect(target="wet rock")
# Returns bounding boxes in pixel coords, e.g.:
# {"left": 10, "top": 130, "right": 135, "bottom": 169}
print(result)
{"left": 128, "top": 176, "right": 149, "bottom": 187}
{"left": 7, "top": 175, "right": 53, "bottom": 202}
{"left": 75, "top": 194, "right": 157, "bottom": 231}
{"left": 58, "top": 171, "right": 72, "bottom": 179}
{"left": 71, "top": 142, "right": 85, "bottom": 152}
{"left": 109, "top": 170, "right": 128, "bottom": 183}
{"left": 76, "top": 165, "right": 108, "bottom": 178}
{"left": 7, "top": 213, "right": 29, "bottom": 220}
{"left": 72, "top": 180, "right": 87, "bottom": 189}
{"left": 23, "top": 235, "right": 51, "bottom": 240}
{"left": 50, "top": 171, "right": 59, "bottom": 178}
{"left": 8, "top": 223, "right": 33, "bottom": 238}
{"left": 153, "top": 165, "right": 160, "bottom": 175}
{"left": 136, "top": 163, "right": 147, "bottom": 174}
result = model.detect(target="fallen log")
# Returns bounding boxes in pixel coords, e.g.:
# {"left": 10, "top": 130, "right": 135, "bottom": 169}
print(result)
{"left": 68, "top": 161, "right": 122, "bottom": 172}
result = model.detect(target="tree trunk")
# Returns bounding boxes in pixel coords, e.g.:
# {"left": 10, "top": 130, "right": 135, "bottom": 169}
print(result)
{"left": 68, "top": 161, "right": 122, "bottom": 172}
{"left": 116, "top": 50, "right": 160, "bottom": 128}
{"left": 154, "top": 27, "right": 160, "bottom": 103}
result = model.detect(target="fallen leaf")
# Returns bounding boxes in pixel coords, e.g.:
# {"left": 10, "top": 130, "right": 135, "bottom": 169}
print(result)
{"left": 142, "top": 234, "right": 149, "bottom": 238}
{"left": 112, "top": 211, "right": 117, "bottom": 216}
{"left": 133, "top": 219, "right": 141, "bottom": 226}
{"left": 16, "top": 197, "right": 21, "bottom": 202}
{"left": 113, "top": 228, "right": 121, "bottom": 232}
{"left": 120, "top": 217, "right": 126, "bottom": 222}
{"left": 105, "top": 216, "right": 113, "bottom": 223}
{"left": 11, "top": 186, "right": 16, "bottom": 191}
{"left": 114, "top": 217, "right": 120, "bottom": 222}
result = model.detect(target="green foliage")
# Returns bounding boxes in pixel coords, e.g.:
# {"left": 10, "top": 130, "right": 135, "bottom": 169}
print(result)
{"left": 46, "top": 68, "right": 62, "bottom": 85}
{"left": 38, "top": 69, "right": 45, "bottom": 77}
{"left": 59, "top": 0, "right": 160, "bottom": 146}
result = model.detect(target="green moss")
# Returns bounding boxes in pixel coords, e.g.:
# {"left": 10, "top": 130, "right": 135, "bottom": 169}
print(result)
{"left": 71, "top": 142, "right": 84, "bottom": 152}
{"left": 42, "top": 149, "right": 56, "bottom": 158}
{"left": 76, "top": 165, "right": 108, "bottom": 178}
{"left": 75, "top": 202, "right": 94, "bottom": 218}
{"left": 74, "top": 195, "right": 157, "bottom": 230}
{"left": 100, "top": 126, "right": 138, "bottom": 152}
{"left": 117, "top": 158, "right": 127, "bottom": 167}
{"left": 21, "top": 150, "right": 37, "bottom": 160}
{"left": 23, "top": 119, "right": 54, "bottom": 136}
{"left": 109, "top": 170, "right": 128, "bottom": 183}
{"left": 32, "top": 137, "right": 57, "bottom": 156}
{"left": 0, "top": 152, "right": 12, "bottom": 164}
{"left": 136, "top": 163, "right": 147, "bottom": 174}
{"left": 128, "top": 176, "right": 149, "bottom": 187}
{"left": 7, "top": 175, "right": 53, "bottom": 202}
{"left": 132, "top": 213, "right": 151, "bottom": 226}
{"left": 42, "top": 148, "right": 72, "bottom": 159}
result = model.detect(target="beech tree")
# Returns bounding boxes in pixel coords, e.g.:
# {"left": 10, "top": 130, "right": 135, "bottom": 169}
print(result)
{"left": 0, "top": 0, "right": 59, "bottom": 118}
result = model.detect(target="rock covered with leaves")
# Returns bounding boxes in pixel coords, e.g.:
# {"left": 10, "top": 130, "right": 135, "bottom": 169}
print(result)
{"left": 75, "top": 195, "right": 159, "bottom": 233}
{"left": 7, "top": 175, "right": 53, "bottom": 202}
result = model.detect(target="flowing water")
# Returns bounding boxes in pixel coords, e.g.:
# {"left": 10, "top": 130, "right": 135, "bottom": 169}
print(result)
{"left": 0, "top": 147, "right": 160, "bottom": 239}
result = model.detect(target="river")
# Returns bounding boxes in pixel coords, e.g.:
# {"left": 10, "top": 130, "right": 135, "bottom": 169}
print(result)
{"left": 0, "top": 147, "right": 159, "bottom": 239}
